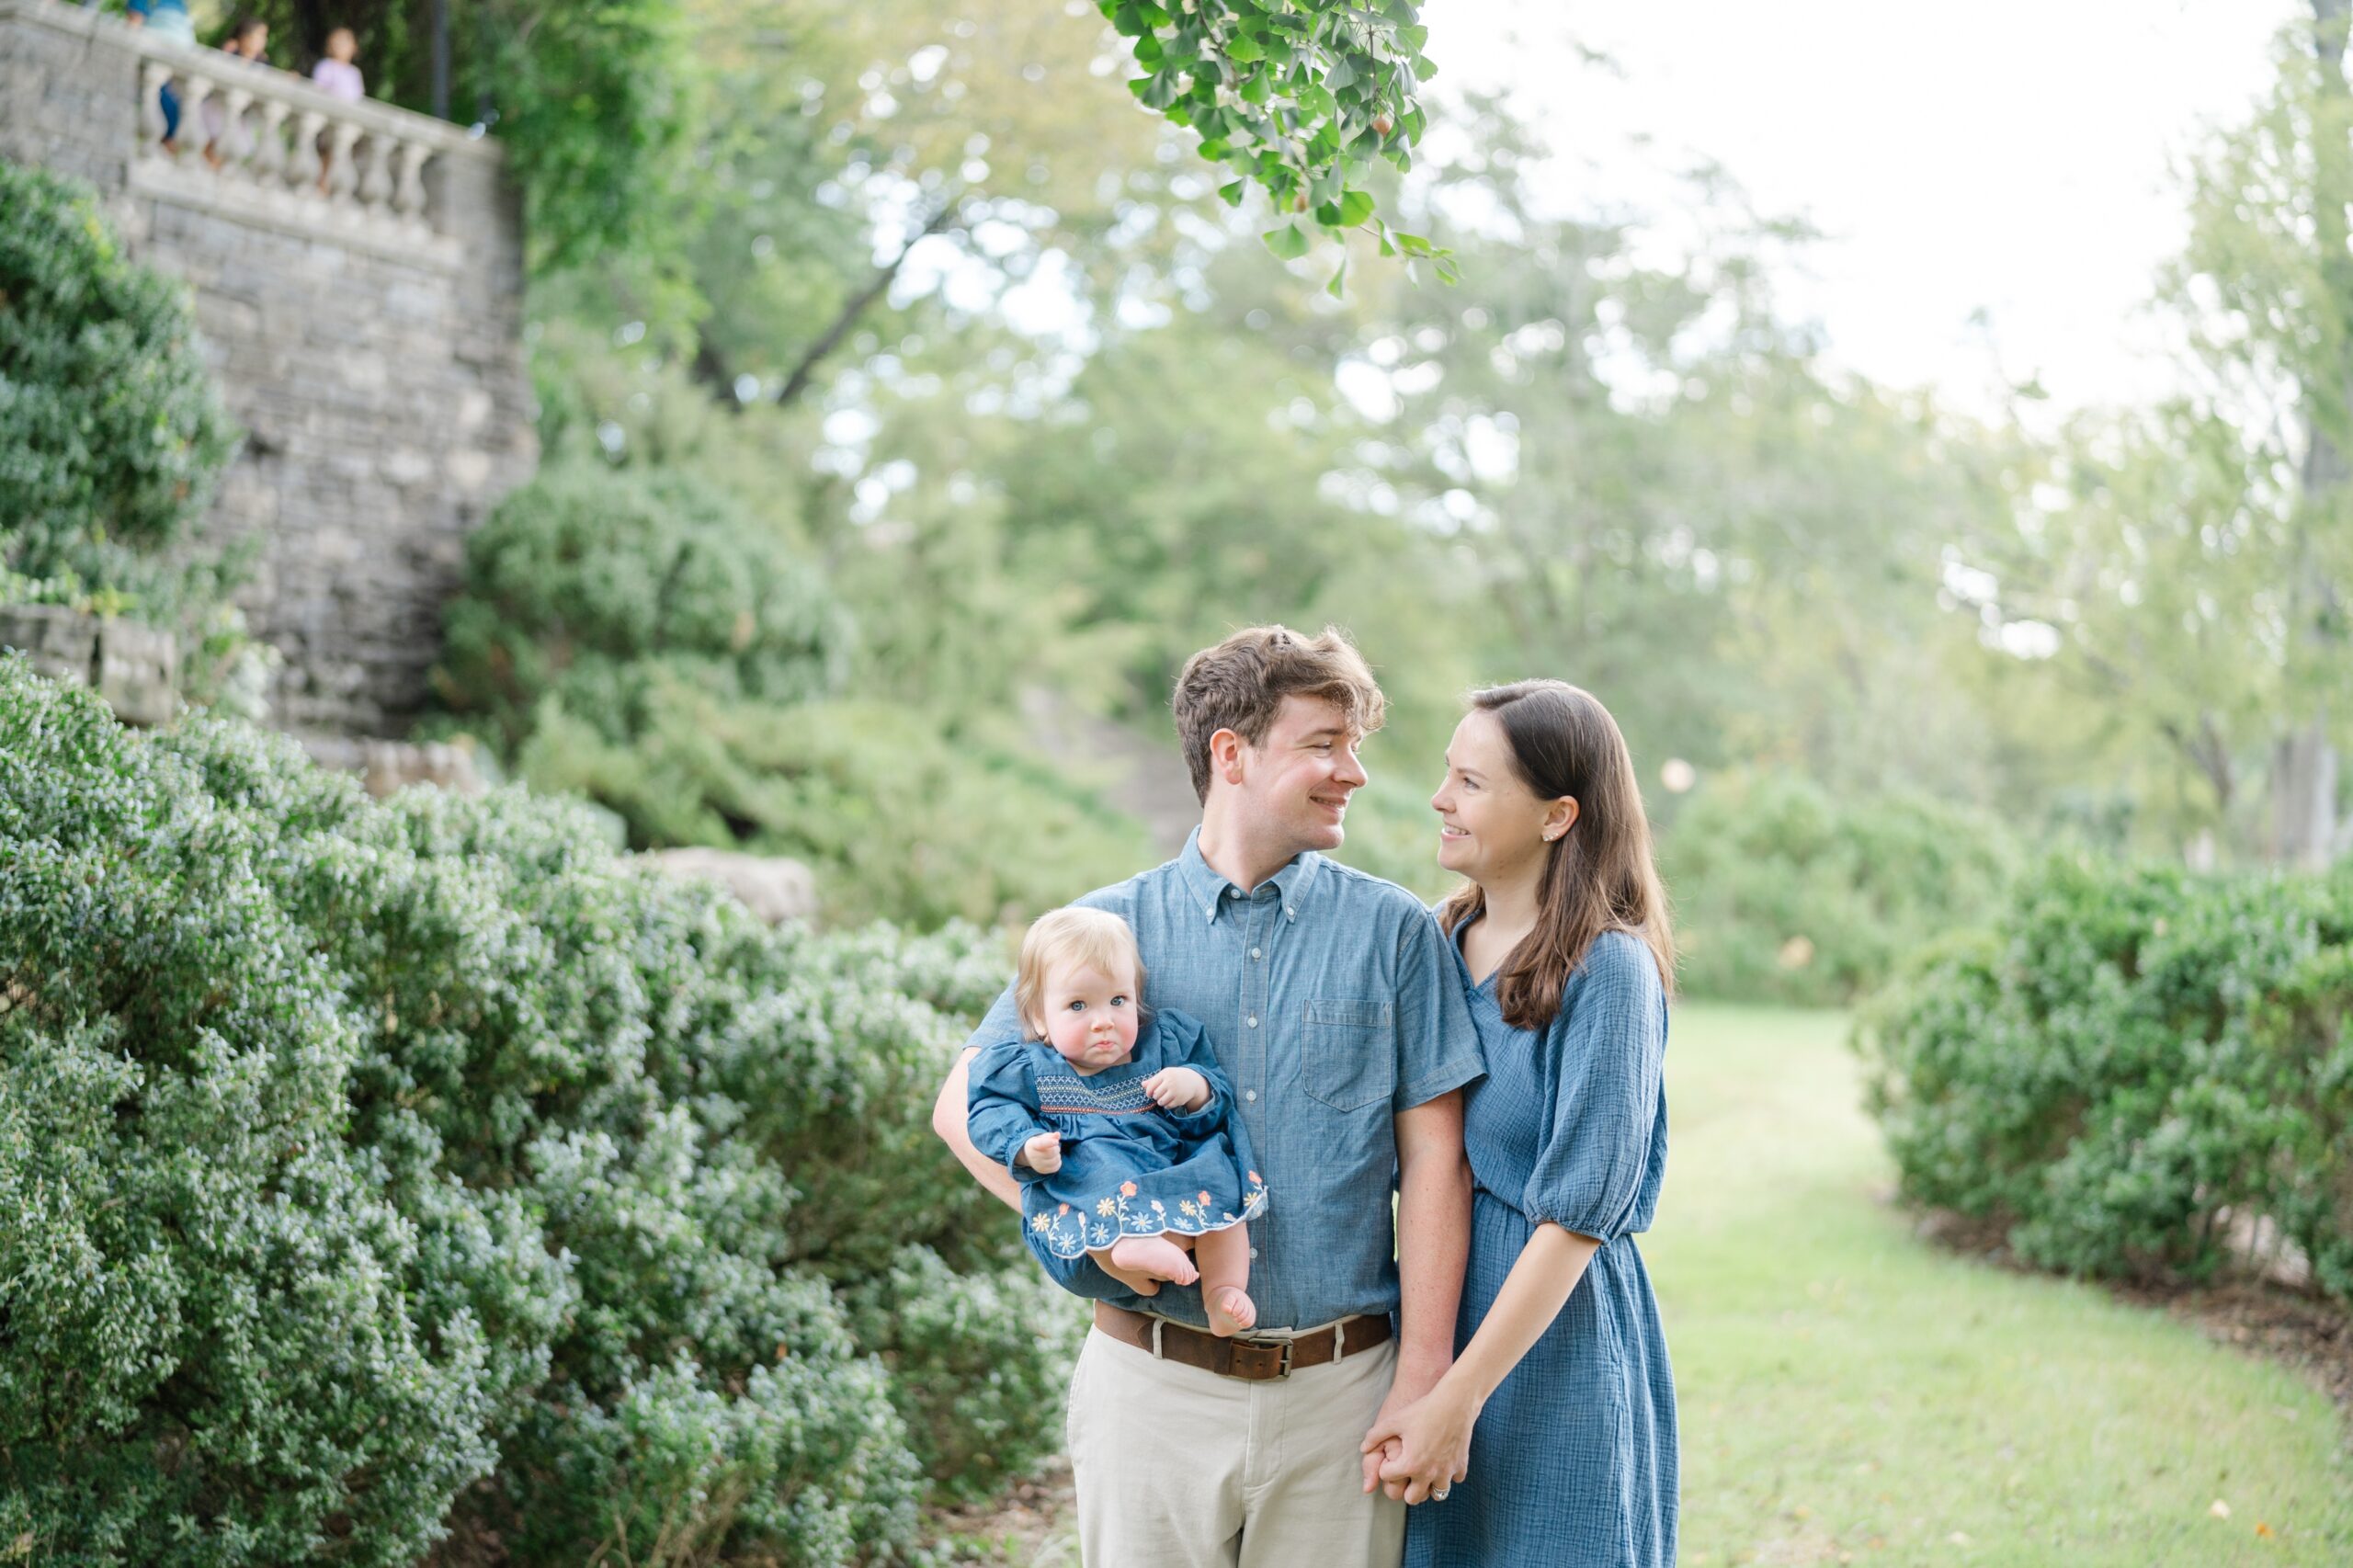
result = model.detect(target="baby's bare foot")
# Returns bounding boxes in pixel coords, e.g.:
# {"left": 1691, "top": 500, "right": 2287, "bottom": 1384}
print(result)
{"left": 1206, "top": 1285, "right": 1257, "bottom": 1337}
{"left": 1108, "top": 1235, "right": 1199, "bottom": 1285}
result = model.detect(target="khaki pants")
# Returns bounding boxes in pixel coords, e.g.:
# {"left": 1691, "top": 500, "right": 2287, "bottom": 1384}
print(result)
{"left": 1066, "top": 1324, "right": 1405, "bottom": 1568}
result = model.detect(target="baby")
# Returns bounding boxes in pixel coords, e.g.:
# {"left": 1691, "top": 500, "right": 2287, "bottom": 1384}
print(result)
{"left": 967, "top": 907, "right": 1267, "bottom": 1335}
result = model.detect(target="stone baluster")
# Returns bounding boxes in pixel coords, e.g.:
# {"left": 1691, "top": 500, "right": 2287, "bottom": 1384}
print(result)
{"left": 323, "top": 119, "right": 361, "bottom": 204}
{"left": 356, "top": 132, "right": 394, "bottom": 212}
{"left": 176, "top": 69, "right": 215, "bottom": 166}
{"left": 140, "top": 62, "right": 173, "bottom": 152}
{"left": 218, "top": 85, "right": 255, "bottom": 176}
{"left": 252, "top": 98, "right": 290, "bottom": 184}
{"left": 288, "top": 108, "right": 326, "bottom": 192}
{"left": 392, "top": 140, "right": 432, "bottom": 222}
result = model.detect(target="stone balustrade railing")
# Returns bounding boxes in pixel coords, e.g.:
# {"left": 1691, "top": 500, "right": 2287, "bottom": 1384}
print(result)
{"left": 125, "top": 25, "right": 483, "bottom": 267}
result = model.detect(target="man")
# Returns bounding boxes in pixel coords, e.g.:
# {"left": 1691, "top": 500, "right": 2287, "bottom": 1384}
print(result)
{"left": 933, "top": 625, "right": 1483, "bottom": 1568}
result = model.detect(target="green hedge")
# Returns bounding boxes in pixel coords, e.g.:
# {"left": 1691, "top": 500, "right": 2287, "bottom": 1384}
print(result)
{"left": 1860, "top": 855, "right": 2353, "bottom": 1307}
{"left": 0, "top": 658, "right": 1070, "bottom": 1565}
{"left": 0, "top": 161, "right": 235, "bottom": 618}
{"left": 1660, "top": 770, "right": 2020, "bottom": 1006}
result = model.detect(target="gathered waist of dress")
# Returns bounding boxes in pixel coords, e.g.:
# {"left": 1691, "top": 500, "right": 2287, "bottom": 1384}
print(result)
{"left": 1471, "top": 1181, "right": 1530, "bottom": 1218}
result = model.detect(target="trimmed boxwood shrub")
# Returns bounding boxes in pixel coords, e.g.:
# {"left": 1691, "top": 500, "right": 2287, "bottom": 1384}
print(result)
{"left": 0, "top": 657, "right": 1072, "bottom": 1565}
{"left": 0, "top": 160, "right": 235, "bottom": 613}
{"left": 1660, "top": 769, "right": 2020, "bottom": 1006}
{"left": 1860, "top": 854, "right": 2353, "bottom": 1306}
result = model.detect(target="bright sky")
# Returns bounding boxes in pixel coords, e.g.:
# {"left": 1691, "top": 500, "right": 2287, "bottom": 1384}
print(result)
{"left": 1438, "top": 0, "right": 2307, "bottom": 416}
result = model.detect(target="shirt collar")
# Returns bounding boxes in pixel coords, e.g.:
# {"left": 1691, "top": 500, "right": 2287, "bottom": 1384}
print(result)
{"left": 1176, "top": 825, "right": 1324, "bottom": 926}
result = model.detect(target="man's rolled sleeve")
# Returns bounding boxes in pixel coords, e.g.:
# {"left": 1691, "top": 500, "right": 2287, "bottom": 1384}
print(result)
{"left": 1391, "top": 907, "right": 1483, "bottom": 1111}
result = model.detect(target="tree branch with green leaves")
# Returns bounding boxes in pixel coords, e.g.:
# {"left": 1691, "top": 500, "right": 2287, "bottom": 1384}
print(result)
{"left": 1102, "top": 0, "right": 1453, "bottom": 292}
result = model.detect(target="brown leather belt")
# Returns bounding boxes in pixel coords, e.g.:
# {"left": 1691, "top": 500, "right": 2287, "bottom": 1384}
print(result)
{"left": 1093, "top": 1301, "right": 1392, "bottom": 1381}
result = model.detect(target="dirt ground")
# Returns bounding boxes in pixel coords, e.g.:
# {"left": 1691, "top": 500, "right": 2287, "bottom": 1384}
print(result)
{"left": 921, "top": 1461, "right": 1078, "bottom": 1567}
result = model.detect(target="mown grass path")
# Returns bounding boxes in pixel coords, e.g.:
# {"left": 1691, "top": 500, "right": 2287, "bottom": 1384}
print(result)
{"left": 1655, "top": 1005, "right": 2352, "bottom": 1565}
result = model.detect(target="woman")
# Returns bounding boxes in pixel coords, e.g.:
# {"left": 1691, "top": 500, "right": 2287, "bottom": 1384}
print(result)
{"left": 1367, "top": 679, "right": 1678, "bottom": 1566}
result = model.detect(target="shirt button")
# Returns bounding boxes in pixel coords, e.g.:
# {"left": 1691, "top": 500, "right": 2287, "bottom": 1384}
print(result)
{"left": 1246, "top": 1016, "right": 1258, "bottom": 1028}
{"left": 1248, "top": 1247, "right": 1259, "bottom": 1260}
{"left": 1245, "top": 1089, "right": 1257, "bottom": 1102}
{"left": 1250, "top": 948, "right": 1262, "bottom": 960}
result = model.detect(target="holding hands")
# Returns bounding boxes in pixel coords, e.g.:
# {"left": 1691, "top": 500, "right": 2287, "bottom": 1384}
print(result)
{"left": 1360, "top": 1381, "right": 1479, "bottom": 1506}
{"left": 1141, "top": 1065, "right": 1211, "bottom": 1111}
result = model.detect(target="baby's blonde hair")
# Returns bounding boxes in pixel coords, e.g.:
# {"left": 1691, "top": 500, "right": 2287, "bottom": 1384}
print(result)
{"left": 1015, "top": 907, "right": 1145, "bottom": 1039}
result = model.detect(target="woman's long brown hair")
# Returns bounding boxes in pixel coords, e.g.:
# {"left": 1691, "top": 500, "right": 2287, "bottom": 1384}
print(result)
{"left": 1437, "top": 680, "right": 1677, "bottom": 1029}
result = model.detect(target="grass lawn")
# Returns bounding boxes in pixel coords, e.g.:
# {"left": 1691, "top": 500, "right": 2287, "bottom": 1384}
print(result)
{"left": 949, "top": 1003, "right": 2352, "bottom": 1565}
{"left": 1655, "top": 1003, "right": 2352, "bottom": 1566}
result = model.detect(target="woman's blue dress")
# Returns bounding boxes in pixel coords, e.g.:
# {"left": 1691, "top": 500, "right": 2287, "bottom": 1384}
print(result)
{"left": 1404, "top": 926, "right": 1678, "bottom": 1568}
{"left": 966, "top": 1008, "right": 1267, "bottom": 1267}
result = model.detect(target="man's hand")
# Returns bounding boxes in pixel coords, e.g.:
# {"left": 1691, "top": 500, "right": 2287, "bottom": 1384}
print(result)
{"left": 1359, "top": 1427, "right": 1405, "bottom": 1499}
{"left": 1141, "top": 1065, "right": 1210, "bottom": 1112}
{"left": 1017, "top": 1131, "right": 1063, "bottom": 1173}
{"left": 1359, "top": 1357, "right": 1448, "bottom": 1499}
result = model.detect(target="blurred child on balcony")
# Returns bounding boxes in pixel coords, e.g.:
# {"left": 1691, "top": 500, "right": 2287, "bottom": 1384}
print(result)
{"left": 124, "top": 0, "right": 196, "bottom": 151}
{"left": 310, "top": 27, "right": 365, "bottom": 193}
{"left": 311, "top": 26, "right": 364, "bottom": 102}
{"left": 200, "top": 16, "right": 270, "bottom": 170}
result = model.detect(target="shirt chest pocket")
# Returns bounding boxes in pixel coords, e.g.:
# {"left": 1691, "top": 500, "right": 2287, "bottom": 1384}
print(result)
{"left": 1301, "top": 998, "right": 1395, "bottom": 1113}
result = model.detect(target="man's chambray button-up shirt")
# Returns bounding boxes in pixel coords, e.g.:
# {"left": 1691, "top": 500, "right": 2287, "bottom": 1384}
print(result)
{"left": 965, "top": 829, "right": 1484, "bottom": 1332}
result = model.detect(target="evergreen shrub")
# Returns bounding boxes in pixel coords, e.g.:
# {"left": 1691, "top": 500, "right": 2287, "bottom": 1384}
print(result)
{"left": 0, "top": 161, "right": 235, "bottom": 615}
{"left": 434, "top": 462, "right": 855, "bottom": 749}
{"left": 1660, "top": 769, "right": 2019, "bottom": 1005}
{"left": 0, "top": 658, "right": 1070, "bottom": 1565}
{"left": 1860, "top": 854, "right": 2353, "bottom": 1307}
{"left": 435, "top": 464, "right": 1152, "bottom": 926}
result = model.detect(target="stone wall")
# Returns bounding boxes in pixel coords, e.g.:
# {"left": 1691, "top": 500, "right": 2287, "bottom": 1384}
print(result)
{"left": 0, "top": 0, "right": 536, "bottom": 737}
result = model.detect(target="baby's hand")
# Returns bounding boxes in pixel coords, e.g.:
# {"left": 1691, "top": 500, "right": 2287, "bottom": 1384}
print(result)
{"left": 1019, "top": 1131, "right": 1063, "bottom": 1174}
{"left": 1142, "top": 1066, "right": 1211, "bottom": 1112}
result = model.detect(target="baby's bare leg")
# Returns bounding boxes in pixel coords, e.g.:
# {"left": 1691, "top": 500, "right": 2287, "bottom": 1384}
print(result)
{"left": 1194, "top": 1224, "right": 1256, "bottom": 1337}
{"left": 1102, "top": 1234, "right": 1199, "bottom": 1286}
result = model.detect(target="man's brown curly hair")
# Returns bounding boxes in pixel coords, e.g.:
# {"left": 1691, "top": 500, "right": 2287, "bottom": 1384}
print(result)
{"left": 1170, "top": 625, "right": 1387, "bottom": 803}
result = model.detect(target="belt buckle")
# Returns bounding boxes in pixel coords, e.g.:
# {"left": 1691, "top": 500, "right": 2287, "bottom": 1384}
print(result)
{"left": 1229, "top": 1335, "right": 1292, "bottom": 1381}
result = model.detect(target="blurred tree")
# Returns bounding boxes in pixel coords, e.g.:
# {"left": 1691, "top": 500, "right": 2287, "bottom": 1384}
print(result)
{"left": 676, "top": 0, "right": 1204, "bottom": 407}
{"left": 1962, "top": 8, "right": 2353, "bottom": 865}
{"left": 1334, "top": 103, "right": 2024, "bottom": 800}
{"left": 2271, "top": 0, "right": 2352, "bottom": 865}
